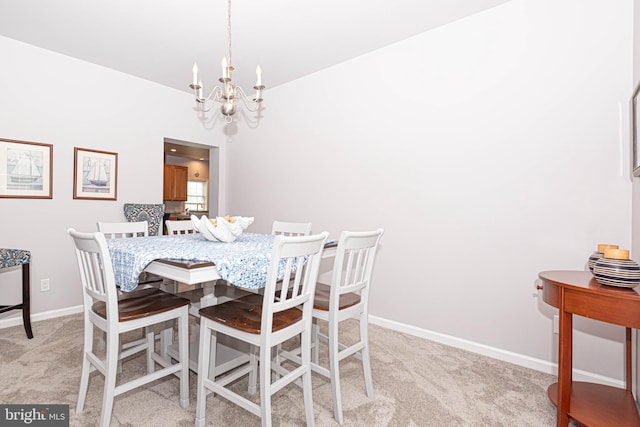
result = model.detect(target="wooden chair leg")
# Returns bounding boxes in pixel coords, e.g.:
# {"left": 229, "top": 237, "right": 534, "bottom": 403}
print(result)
{"left": 21, "top": 263, "right": 33, "bottom": 339}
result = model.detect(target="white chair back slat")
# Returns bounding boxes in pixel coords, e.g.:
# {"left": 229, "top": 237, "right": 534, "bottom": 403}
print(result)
{"left": 97, "top": 221, "right": 149, "bottom": 238}
{"left": 331, "top": 230, "right": 383, "bottom": 304}
{"left": 264, "top": 232, "right": 328, "bottom": 321}
{"left": 166, "top": 220, "right": 197, "bottom": 235}
{"left": 69, "top": 229, "right": 119, "bottom": 317}
{"left": 86, "top": 252, "right": 107, "bottom": 300}
{"left": 271, "top": 221, "right": 313, "bottom": 237}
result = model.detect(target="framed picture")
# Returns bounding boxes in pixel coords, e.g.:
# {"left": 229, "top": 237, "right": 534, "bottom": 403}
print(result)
{"left": 633, "top": 82, "right": 640, "bottom": 177}
{"left": 73, "top": 147, "right": 118, "bottom": 200}
{"left": 0, "top": 138, "right": 53, "bottom": 199}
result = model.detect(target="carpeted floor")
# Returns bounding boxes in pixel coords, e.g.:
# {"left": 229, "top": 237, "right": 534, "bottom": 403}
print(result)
{"left": 0, "top": 314, "right": 559, "bottom": 426}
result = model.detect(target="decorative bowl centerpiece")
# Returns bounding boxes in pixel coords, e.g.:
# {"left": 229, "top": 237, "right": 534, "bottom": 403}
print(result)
{"left": 593, "top": 248, "right": 640, "bottom": 288}
{"left": 588, "top": 244, "right": 619, "bottom": 272}
{"left": 191, "top": 214, "right": 254, "bottom": 242}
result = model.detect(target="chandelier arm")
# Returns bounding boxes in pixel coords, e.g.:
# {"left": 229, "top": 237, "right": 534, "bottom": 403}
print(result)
{"left": 203, "top": 86, "right": 224, "bottom": 104}
{"left": 234, "top": 86, "right": 261, "bottom": 113}
{"left": 193, "top": 86, "right": 225, "bottom": 113}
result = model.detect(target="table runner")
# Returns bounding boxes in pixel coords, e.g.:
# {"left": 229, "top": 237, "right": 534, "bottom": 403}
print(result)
{"left": 106, "top": 232, "right": 277, "bottom": 292}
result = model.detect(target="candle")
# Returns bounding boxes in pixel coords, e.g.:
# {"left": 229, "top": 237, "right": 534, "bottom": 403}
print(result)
{"left": 255, "top": 65, "right": 262, "bottom": 86}
{"left": 192, "top": 62, "right": 198, "bottom": 86}
{"left": 222, "top": 56, "right": 228, "bottom": 78}
{"left": 197, "top": 80, "right": 203, "bottom": 99}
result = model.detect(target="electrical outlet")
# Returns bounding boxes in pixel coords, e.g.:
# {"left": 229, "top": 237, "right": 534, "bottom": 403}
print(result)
{"left": 40, "top": 278, "right": 50, "bottom": 292}
{"left": 553, "top": 315, "right": 559, "bottom": 334}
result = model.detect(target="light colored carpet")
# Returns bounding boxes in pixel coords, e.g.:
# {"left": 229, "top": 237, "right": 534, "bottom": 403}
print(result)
{"left": 0, "top": 314, "right": 558, "bottom": 426}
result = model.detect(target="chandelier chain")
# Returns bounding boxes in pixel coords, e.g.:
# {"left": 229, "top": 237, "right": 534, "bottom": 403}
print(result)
{"left": 226, "top": 0, "right": 232, "bottom": 66}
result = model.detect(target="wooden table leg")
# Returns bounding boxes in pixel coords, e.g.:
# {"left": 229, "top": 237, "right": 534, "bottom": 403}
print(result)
{"left": 22, "top": 262, "right": 33, "bottom": 339}
{"left": 625, "top": 327, "right": 632, "bottom": 391}
{"left": 557, "top": 288, "right": 571, "bottom": 426}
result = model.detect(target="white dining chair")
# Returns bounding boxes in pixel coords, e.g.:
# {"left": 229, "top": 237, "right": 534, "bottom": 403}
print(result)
{"left": 68, "top": 228, "right": 190, "bottom": 427}
{"left": 195, "top": 232, "right": 329, "bottom": 427}
{"left": 271, "top": 220, "right": 313, "bottom": 236}
{"left": 312, "top": 229, "right": 383, "bottom": 424}
{"left": 165, "top": 219, "right": 197, "bottom": 235}
{"left": 280, "top": 228, "right": 384, "bottom": 424}
{"left": 97, "top": 221, "right": 169, "bottom": 357}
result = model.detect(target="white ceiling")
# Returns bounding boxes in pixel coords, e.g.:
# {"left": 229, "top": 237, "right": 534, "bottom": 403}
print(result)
{"left": 0, "top": 0, "right": 509, "bottom": 94}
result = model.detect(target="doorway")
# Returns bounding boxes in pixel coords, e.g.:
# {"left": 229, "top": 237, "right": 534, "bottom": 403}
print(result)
{"left": 163, "top": 138, "right": 219, "bottom": 218}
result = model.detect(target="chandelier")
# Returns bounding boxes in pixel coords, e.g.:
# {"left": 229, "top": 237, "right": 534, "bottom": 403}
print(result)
{"left": 189, "top": 0, "right": 264, "bottom": 123}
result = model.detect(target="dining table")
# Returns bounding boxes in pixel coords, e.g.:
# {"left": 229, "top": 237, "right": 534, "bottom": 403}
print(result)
{"left": 105, "top": 231, "right": 336, "bottom": 372}
{"left": 107, "top": 232, "right": 282, "bottom": 292}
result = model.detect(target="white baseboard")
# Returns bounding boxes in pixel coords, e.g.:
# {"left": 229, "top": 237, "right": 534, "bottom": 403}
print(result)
{"left": 368, "top": 314, "right": 623, "bottom": 388}
{"left": 0, "top": 305, "right": 83, "bottom": 330}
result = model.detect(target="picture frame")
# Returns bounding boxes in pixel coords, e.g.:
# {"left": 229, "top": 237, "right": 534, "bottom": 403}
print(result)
{"left": 73, "top": 147, "right": 118, "bottom": 200}
{"left": 0, "top": 138, "right": 53, "bottom": 199}
{"left": 632, "top": 82, "right": 640, "bottom": 177}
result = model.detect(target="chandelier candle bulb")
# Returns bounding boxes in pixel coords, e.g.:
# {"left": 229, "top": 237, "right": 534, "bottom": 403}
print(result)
{"left": 222, "top": 56, "right": 228, "bottom": 79}
{"left": 192, "top": 62, "right": 198, "bottom": 86}
{"left": 256, "top": 65, "right": 262, "bottom": 86}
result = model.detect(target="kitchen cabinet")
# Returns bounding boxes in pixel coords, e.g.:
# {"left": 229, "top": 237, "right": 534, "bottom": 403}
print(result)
{"left": 163, "top": 164, "right": 188, "bottom": 201}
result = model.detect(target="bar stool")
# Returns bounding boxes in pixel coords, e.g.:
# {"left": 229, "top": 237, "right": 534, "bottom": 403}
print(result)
{"left": 0, "top": 248, "right": 33, "bottom": 339}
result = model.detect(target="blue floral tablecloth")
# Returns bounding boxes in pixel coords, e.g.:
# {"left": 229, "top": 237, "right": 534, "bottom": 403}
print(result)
{"left": 106, "top": 232, "right": 277, "bottom": 292}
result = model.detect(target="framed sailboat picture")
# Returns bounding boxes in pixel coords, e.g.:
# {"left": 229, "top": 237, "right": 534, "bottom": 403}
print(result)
{"left": 73, "top": 147, "right": 118, "bottom": 200}
{"left": 0, "top": 138, "right": 53, "bottom": 199}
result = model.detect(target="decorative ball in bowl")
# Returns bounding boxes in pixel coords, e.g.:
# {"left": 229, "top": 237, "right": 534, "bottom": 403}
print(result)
{"left": 587, "top": 243, "right": 619, "bottom": 272}
{"left": 593, "top": 249, "right": 640, "bottom": 288}
{"left": 194, "top": 215, "right": 254, "bottom": 242}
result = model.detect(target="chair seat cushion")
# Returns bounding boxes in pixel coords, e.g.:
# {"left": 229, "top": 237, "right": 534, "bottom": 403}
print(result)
{"left": 313, "top": 283, "right": 361, "bottom": 311}
{"left": 92, "top": 288, "right": 190, "bottom": 322}
{"left": 0, "top": 249, "right": 30, "bottom": 269}
{"left": 199, "top": 294, "right": 302, "bottom": 334}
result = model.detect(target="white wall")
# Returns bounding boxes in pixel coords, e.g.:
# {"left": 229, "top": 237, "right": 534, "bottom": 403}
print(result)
{"left": 0, "top": 36, "right": 223, "bottom": 315}
{"left": 225, "top": 0, "right": 634, "bottom": 381}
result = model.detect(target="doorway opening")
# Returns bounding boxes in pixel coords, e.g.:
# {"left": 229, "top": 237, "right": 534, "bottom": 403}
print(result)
{"left": 163, "top": 138, "right": 220, "bottom": 219}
